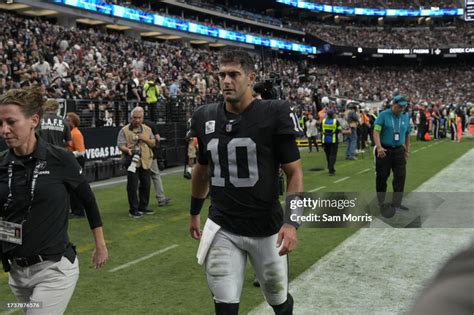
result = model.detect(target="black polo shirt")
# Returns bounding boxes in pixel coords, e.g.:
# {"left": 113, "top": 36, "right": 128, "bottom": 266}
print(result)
{"left": 0, "top": 137, "right": 88, "bottom": 257}
{"left": 38, "top": 112, "right": 72, "bottom": 147}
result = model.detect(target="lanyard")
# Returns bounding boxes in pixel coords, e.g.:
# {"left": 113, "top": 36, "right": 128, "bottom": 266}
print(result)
{"left": 3, "top": 160, "right": 42, "bottom": 224}
{"left": 391, "top": 115, "right": 402, "bottom": 133}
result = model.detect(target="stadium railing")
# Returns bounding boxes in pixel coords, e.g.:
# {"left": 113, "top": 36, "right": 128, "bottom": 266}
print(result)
{"left": 60, "top": 93, "right": 223, "bottom": 127}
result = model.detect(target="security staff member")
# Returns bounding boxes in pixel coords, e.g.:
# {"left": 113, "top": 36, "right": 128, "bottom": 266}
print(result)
{"left": 38, "top": 99, "right": 72, "bottom": 148}
{"left": 0, "top": 87, "right": 108, "bottom": 314}
{"left": 321, "top": 110, "right": 342, "bottom": 176}
{"left": 117, "top": 106, "right": 155, "bottom": 218}
{"left": 373, "top": 95, "right": 411, "bottom": 217}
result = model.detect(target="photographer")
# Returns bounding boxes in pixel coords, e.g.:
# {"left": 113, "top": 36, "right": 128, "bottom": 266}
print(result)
{"left": 117, "top": 106, "right": 156, "bottom": 218}
{"left": 143, "top": 74, "right": 160, "bottom": 122}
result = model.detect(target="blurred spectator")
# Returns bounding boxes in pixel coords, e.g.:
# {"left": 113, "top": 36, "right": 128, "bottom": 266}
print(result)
{"left": 345, "top": 104, "right": 359, "bottom": 160}
{"left": 31, "top": 55, "right": 51, "bottom": 85}
{"left": 66, "top": 112, "right": 86, "bottom": 217}
{"left": 53, "top": 55, "right": 69, "bottom": 78}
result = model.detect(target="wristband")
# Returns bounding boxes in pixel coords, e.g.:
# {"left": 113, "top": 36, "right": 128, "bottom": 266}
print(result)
{"left": 190, "top": 196, "right": 205, "bottom": 215}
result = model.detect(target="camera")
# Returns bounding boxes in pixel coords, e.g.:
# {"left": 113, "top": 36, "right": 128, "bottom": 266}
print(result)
{"left": 127, "top": 153, "right": 141, "bottom": 173}
{"left": 254, "top": 72, "right": 282, "bottom": 100}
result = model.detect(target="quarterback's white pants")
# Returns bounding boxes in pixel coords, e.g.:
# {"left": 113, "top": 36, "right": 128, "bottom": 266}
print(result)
{"left": 9, "top": 256, "right": 79, "bottom": 315}
{"left": 205, "top": 229, "right": 288, "bottom": 305}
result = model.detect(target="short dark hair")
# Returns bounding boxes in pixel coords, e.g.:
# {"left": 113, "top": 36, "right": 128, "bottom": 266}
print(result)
{"left": 0, "top": 86, "right": 44, "bottom": 119}
{"left": 219, "top": 49, "right": 254, "bottom": 74}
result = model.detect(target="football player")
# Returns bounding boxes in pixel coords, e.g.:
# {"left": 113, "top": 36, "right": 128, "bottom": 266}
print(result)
{"left": 188, "top": 49, "right": 304, "bottom": 315}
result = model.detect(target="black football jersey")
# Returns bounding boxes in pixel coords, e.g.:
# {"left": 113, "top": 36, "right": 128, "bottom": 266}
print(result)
{"left": 190, "top": 99, "right": 302, "bottom": 236}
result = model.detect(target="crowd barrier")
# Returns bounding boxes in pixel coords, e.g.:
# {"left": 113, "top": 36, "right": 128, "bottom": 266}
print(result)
{"left": 59, "top": 93, "right": 222, "bottom": 127}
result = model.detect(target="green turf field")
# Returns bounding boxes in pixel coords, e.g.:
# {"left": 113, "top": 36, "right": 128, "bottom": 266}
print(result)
{"left": 1, "top": 137, "right": 472, "bottom": 314}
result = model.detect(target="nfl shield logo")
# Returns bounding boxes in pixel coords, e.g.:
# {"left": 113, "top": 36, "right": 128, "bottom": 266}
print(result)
{"left": 226, "top": 123, "right": 232, "bottom": 133}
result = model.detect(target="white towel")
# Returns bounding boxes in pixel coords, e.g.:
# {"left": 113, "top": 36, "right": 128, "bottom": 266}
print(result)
{"left": 196, "top": 219, "right": 221, "bottom": 265}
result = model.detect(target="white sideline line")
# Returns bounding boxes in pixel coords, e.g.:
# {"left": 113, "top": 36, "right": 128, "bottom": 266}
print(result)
{"left": 357, "top": 168, "right": 370, "bottom": 175}
{"left": 419, "top": 146, "right": 427, "bottom": 150}
{"left": 91, "top": 169, "right": 183, "bottom": 189}
{"left": 309, "top": 186, "right": 326, "bottom": 192}
{"left": 109, "top": 245, "right": 179, "bottom": 273}
{"left": 412, "top": 149, "right": 419, "bottom": 154}
{"left": 333, "top": 176, "right": 350, "bottom": 184}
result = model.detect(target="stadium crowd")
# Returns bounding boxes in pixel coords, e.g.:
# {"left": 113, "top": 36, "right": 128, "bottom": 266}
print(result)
{"left": 0, "top": 11, "right": 472, "bottom": 128}
{"left": 305, "top": 22, "right": 474, "bottom": 48}
{"left": 306, "top": 0, "right": 461, "bottom": 9}
{"left": 176, "top": 0, "right": 290, "bottom": 28}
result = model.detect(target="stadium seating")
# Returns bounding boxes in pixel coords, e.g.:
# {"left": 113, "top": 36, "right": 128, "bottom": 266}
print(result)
{"left": 0, "top": 10, "right": 472, "bottom": 121}
{"left": 306, "top": 0, "right": 461, "bottom": 9}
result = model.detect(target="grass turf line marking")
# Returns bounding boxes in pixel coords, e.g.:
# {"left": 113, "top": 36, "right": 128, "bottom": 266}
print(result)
{"left": 333, "top": 176, "right": 350, "bottom": 184}
{"left": 127, "top": 224, "right": 161, "bottom": 237}
{"left": 169, "top": 213, "right": 189, "bottom": 222}
{"left": 356, "top": 168, "right": 370, "bottom": 175}
{"left": 309, "top": 186, "right": 326, "bottom": 192}
{"left": 109, "top": 244, "right": 179, "bottom": 273}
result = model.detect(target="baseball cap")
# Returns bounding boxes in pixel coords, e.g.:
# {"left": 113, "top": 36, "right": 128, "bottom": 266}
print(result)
{"left": 392, "top": 95, "right": 408, "bottom": 107}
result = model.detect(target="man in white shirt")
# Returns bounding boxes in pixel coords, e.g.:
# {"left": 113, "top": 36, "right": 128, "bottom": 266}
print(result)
{"left": 53, "top": 55, "right": 69, "bottom": 78}
{"left": 306, "top": 114, "right": 319, "bottom": 152}
{"left": 31, "top": 55, "right": 51, "bottom": 85}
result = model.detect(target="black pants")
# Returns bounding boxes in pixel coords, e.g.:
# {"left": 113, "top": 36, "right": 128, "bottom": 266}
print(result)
{"left": 148, "top": 102, "right": 158, "bottom": 122}
{"left": 323, "top": 143, "right": 338, "bottom": 174}
{"left": 308, "top": 136, "right": 319, "bottom": 152}
{"left": 70, "top": 156, "right": 86, "bottom": 216}
{"left": 127, "top": 167, "right": 151, "bottom": 212}
{"left": 375, "top": 147, "right": 406, "bottom": 208}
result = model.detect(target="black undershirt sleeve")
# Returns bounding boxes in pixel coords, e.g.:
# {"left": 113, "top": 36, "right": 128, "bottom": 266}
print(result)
{"left": 196, "top": 137, "right": 208, "bottom": 165}
{"left": 73, "top": 181, "right": 103, "bottom": 229}
{"left": 275, "top": 135, "right": 300, "bottom": 164}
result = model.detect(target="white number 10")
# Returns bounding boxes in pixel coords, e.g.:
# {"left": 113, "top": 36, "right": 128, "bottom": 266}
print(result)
{"left": 207, "top": 137, "right": 259, "bottom": 187}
